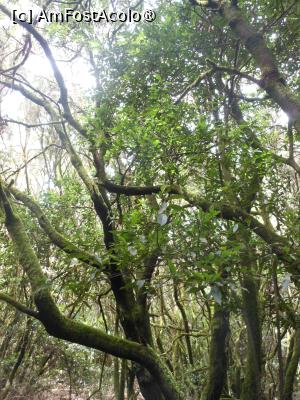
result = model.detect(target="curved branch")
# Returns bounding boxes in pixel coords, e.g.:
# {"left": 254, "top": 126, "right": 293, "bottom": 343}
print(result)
{"left": 103, "top": 180, "right": 164, "bottom": 195}
{"left": 7, "top": 184, "right": 103, "bottom": 270}
{"left": 0, "top": 4, "right": 86, "bottom": 136}
{"left": 175, "top": 68, "right": 214, "bottom": 104}
{"left": 206, "top": 60, "right": 260, "bottom": 85}
{"left": 0, "top": 182, "right": 182, "bottom": 400}
{"left": 104, "top": 179, "right": 300, "bottom": 274}
{"left": 1, "top": 118, "right": 64, "bottom": 128}
{"left": 0, "top": 7, "right": 67, "bottom": 114}
{"left": 5, "top": 144, "right": 62, "bottom": 180}
{"left": 1, "top": 75, "right": 136, "bottom": 331}
{"left": 0, "top": 292, "right": 40, "bottom": 319}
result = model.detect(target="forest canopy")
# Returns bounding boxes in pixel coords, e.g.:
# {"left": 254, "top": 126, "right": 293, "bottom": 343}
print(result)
{"left": 0, "top": 0, "right": 300, "bottom": 399}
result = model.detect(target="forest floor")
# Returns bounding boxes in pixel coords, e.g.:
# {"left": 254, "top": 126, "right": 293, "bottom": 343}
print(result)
{"left": 30, "top": 385, "right": 144, "bottom": 400}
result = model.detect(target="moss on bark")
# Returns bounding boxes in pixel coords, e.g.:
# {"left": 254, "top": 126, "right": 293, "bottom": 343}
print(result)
{"left": 202, "top": 305, "right": 229, "bottom": 400}
{"left": 283, "top": 326, "right": 300, "bottom": 400}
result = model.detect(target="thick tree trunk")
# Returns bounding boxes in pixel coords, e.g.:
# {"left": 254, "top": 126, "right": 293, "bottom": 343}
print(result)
{"left": 136, "top": 366, "right": 165, "bottom": 400}
{"left": 202, "top": 304, "right": 229, "bottom": 400}
{"left": 127, "top": 364, "right": 137, "bottom": 400}
{"left": 125, "top": 309, "right": 166, "bottom": 400}
{"left": 231, "top": 366, "right": 242, "bottom": 399}
{"left": 241, "top": 274, "right": 263, "bottom": 400}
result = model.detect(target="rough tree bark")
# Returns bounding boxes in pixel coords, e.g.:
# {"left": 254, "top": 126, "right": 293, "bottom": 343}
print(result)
{"left": 202, "top": 303, "right": 229, "bottom": 400}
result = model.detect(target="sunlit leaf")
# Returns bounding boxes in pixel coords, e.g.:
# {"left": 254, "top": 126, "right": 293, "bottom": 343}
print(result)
{"left": 157, "top": 213, "right": 168, "bottom": 226}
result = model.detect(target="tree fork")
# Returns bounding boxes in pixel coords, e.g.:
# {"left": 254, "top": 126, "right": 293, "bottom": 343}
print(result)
{"left": 0, "top": 185, "right": 182, "bottom": 400}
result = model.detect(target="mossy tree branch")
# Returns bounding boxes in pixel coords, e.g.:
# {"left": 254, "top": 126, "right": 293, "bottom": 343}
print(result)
{"left": 103, "top": 180, "right": 300, "bottom": 275}
{"left": 191, "top": 1, "right": 300, "bottom": 131}
{"left": 7, "top": 184, "right": 103, "bottom": 270}
{"left": 0, "top": 183, "right": 182, "bottom": 400}
{"left": 0, "top": 81, "right": 136, "bottom": 327}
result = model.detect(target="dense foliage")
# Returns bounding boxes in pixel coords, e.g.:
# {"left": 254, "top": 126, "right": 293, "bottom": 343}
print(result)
{"left": 0, "top": 0, "right": 300, "bottom": 399}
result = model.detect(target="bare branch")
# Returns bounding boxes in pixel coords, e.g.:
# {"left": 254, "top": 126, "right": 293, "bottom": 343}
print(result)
{"left": 0, "top": 292, "right": 40, "bottom": 319}
{"left": 175, "top": 69, "right": 214, "bottom": 104}
{"left": 1, "top": 118, "right": 64, "bottom": 128}
{"left": 5, "top": 144, "right": 62, "bottom": 179}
